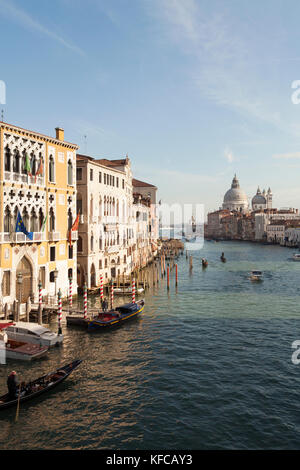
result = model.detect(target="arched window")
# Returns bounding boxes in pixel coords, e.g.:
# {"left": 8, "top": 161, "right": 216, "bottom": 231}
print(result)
{"left": 31, "top": 152, "right": 37, "bottom": 176}
{"left": 49, "top": 155, "right": 55, "bottom": 182}
{"left": 49, "top": 207, "right": 55, "bottom": 232}
{"left": 78, "top": 236, "right": 83, "bottom": 252}
{"left": 68, "top": 209, "right": 73, "bottom": 231}
{"left": 68, "top": 159, "right": 73, "bottom": 185}
{"left": 5, "top": 146, "right": 11, "bottom": 172}
{"left": 13, "top": 149, "right": 20, "bottom": 173}
{"left": 99, "top": 197, "right": 102, "bottom": 218}
{"left": 77, "top": 193, "right": 82, "bottom": 214}
{"left": 90, "top": 195, "right": 93, "bottom": 217}
{"left": 13, "top": 207, "right": 18, "bottom": 231}
{"left": 21, "top": 150, "right": 27, "bottom": 174}
{"left": 23, "top": 208, "right": 29, "bottom": 231}
{"left": 91, "top": 235, "right": 94, "bottom": 251}
{"left": 4, "top": 206, "right": 11, "bottom": 233}
{"left": 39, "top": 209, "right": 44, "bottom": 231}
{"left": 30, "top": 208, "right": 38, "bottom": 232}
{"left": 99, "top": 236, "right": 102, "bottom": 250}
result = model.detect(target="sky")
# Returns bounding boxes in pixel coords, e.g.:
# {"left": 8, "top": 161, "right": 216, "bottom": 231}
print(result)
{"left": 1, "top": 0, "right": 300, "bottom": 216}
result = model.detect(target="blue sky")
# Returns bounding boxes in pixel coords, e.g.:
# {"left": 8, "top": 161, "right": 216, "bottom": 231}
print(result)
{"left": 1, "top": 0, "right": 300, "bottom": 214}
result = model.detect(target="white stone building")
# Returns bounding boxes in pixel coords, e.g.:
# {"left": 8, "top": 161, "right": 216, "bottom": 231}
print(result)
{"left": 76, "top": 154, "right": 135, "bottom": 287}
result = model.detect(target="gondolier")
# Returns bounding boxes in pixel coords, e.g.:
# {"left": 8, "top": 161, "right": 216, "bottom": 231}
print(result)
{"left": 7, "top": 371, "right": 19, "bottom": 399}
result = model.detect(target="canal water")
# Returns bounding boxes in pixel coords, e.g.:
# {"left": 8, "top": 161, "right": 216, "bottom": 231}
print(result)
{"left": 1, "top": 241, "right": 300, "bottom": 450}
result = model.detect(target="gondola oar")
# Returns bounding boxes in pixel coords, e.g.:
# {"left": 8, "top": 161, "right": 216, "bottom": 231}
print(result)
{"left": 15, "top": 383, "right": 21, "bottom": 422}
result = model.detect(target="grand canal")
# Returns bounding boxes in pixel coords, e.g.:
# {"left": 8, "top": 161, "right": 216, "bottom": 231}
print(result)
{"left": 1, "top": 241, "right": 300, "bottom": 450}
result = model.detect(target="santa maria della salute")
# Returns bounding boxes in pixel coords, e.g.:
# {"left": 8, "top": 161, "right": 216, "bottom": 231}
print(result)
{"left": 206, "top": 174, "right": 300, "bottom": 244}
{"left": 222, "top": 174, "right": 272, "bottom": 213}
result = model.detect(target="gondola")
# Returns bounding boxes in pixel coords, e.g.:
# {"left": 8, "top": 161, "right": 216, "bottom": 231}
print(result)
{"left": 88, "top": 300, "right": 145, "bottom": 331}
{"left": 0, "top": 359, "right": 82, "bottom": 410}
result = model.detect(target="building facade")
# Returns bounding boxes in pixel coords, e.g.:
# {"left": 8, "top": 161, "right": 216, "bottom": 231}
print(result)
{"left": 0, "top": 122, "right": 78, "bottom": 309}
{"left": 76, "top": 154, "right": 135, "bottom": 287}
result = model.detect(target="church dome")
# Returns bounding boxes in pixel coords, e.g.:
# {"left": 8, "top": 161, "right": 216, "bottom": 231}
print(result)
{"left": 252, "top": 187, "right": 266, "bottom": 206}
{"left": 223, "top": 175, "right": 248, "bottom": 210}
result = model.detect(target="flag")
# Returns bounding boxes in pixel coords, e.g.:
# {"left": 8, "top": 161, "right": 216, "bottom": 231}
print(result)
{"left": 25, "top": 154, "right": 32, "bottom": 176}
{"left": 68, "top": 211, "right": 80, "bottom": 245}
{"left": 35, "top": 158, "right": 43, "bottom": 182}
{"left": 15, "top": 211, "right": 33, "bottom": 240}
{"left": 41, "top": 215, "right": 47, "bottom": 232}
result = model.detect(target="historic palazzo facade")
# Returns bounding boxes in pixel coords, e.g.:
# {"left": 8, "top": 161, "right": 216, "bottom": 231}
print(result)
{"left": 0, "top": 122, "right": 78, "bottom": 309}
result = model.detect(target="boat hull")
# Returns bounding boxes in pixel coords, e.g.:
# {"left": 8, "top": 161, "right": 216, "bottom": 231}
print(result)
{"left": 88, "top": 301, "right": 144, "bottom": 331}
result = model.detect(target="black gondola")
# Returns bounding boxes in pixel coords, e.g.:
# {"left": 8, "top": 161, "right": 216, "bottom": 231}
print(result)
{"left": 0, "top": 359, "right": 82, "bottom": 410}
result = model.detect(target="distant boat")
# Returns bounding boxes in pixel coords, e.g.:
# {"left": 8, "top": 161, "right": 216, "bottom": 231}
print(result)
{"left": 293, "top": 253, "right": 300, "bottom": 261}
{"left": 249, "top": 270, "right": 263, "bottom": 282}
{"left": 220, "top": 253, "right": 226, "bottom": 263}
{"left": 202, "top": 258, "right": 208, "bottom": 268}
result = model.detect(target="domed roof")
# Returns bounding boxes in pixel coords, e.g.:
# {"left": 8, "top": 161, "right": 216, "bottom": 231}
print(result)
{"left": 223, "top": 175, "right": 248, "bottom": 204}
{"left": 252, "top": 187, "right": 266, "bottom": 205}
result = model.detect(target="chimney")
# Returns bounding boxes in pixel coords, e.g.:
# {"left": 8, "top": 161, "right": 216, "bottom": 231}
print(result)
{"left": 55, "top": 127, "right": 64, "bottom": 141}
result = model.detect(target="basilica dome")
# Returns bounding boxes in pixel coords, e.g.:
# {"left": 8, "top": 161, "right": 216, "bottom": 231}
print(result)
{"left": 222, "top": 175, "right": 249, "bottom": 212}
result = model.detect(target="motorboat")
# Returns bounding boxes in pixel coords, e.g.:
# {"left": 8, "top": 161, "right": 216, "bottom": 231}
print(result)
{"left": 202, "top": 258, "right": 208, "bottom": 268}
{"left": 0, "top": 322, "right": 49, "bottom": 361}
{"left": 4, "top": 322, "right": 63, "bottom": 347}
{"left": 113, "top": 286, "right": 144, "bottom": 296}
{"left": 293, "top": 253, "right": 300, "bottom": 261}
{"left": 249, "top": 270, "right": 263, "bottom": 282}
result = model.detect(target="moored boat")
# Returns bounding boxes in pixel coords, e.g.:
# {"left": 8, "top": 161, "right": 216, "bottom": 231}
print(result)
{"left": 4, "top": 322, "right": 63, "bottom": 347}
{"left": 0, "top": 359, "right": 82, "bottom": 410}
{"left": 0, "top": 323, "right": 48, "bottom": 361}
{"left": 87, "top": 300, "right": 145, "bottom": 331}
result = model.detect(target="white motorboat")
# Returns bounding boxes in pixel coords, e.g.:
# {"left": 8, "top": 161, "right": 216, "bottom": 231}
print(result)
{"left": 249, "top": 270, "right": 263, "bottom": 281}
{"left": 4, "top": 322, "right": 63, "bottom": 347}
{"left": 113, "top": 286, "right": 144, "bottom": 296}
{"left": 0, "top": 323, "right": 48, "bottom": 361}
{"left": 293, "top": 253, "right": 300, "bottom": 261}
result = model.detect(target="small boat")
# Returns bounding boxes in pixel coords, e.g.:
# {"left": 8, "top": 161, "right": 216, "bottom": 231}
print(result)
{"left": 113, "top": 286, "right": 144, "bottom": 296}
{"left": 249, "top": 270, "right": 263, "bottom": 282}
{"left": 88, "top": 300, "right": 145, "bottom": 331}
{"left": 0, "top": 359, "right": 82, "bottom": 410}
{"left": 0, "top": 323, "right": 48, "bottom": 361}
{"left": 220, "top": 253, "right": 226, "bottom": 263}
{"left": 4, "top": 322, "right": 63, "bottom": 347}
{"left": 202, "top": 258, "right": 208, "bottom": 268}
{"left": 293, "top": 254, "right": 300, "bottom": 261}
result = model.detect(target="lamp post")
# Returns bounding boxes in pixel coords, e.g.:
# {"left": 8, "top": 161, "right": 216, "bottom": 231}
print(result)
{"left": 54, "top": 268, "right": 58, "bottom": 298}
{"left": 17, "top": 273, "right": 23, "bottom": 322}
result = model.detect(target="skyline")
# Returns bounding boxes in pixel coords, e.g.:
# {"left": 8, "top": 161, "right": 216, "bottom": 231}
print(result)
{"left": 1, "top": 0, "right": 300, "bottom": 213}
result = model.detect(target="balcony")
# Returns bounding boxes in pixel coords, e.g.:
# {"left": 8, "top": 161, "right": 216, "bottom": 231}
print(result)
{"left": 4, "top": 172, "right": 45, "bottom": 186}
{"left": 49, "top": 231, "right": 60, "bottom": 241}
{"left": 71, "top": 231, "right": 78, "bottom": 241}
{"left": 6, "top": 232, "right": 45, "bottom": 243}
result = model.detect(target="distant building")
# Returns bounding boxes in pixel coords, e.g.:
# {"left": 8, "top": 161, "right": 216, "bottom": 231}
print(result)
{"left": 222, "top": 175, "right": 249, "bottom": 213}
{"left": 252, "top": 187, "right": 272, "bottom": 211}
